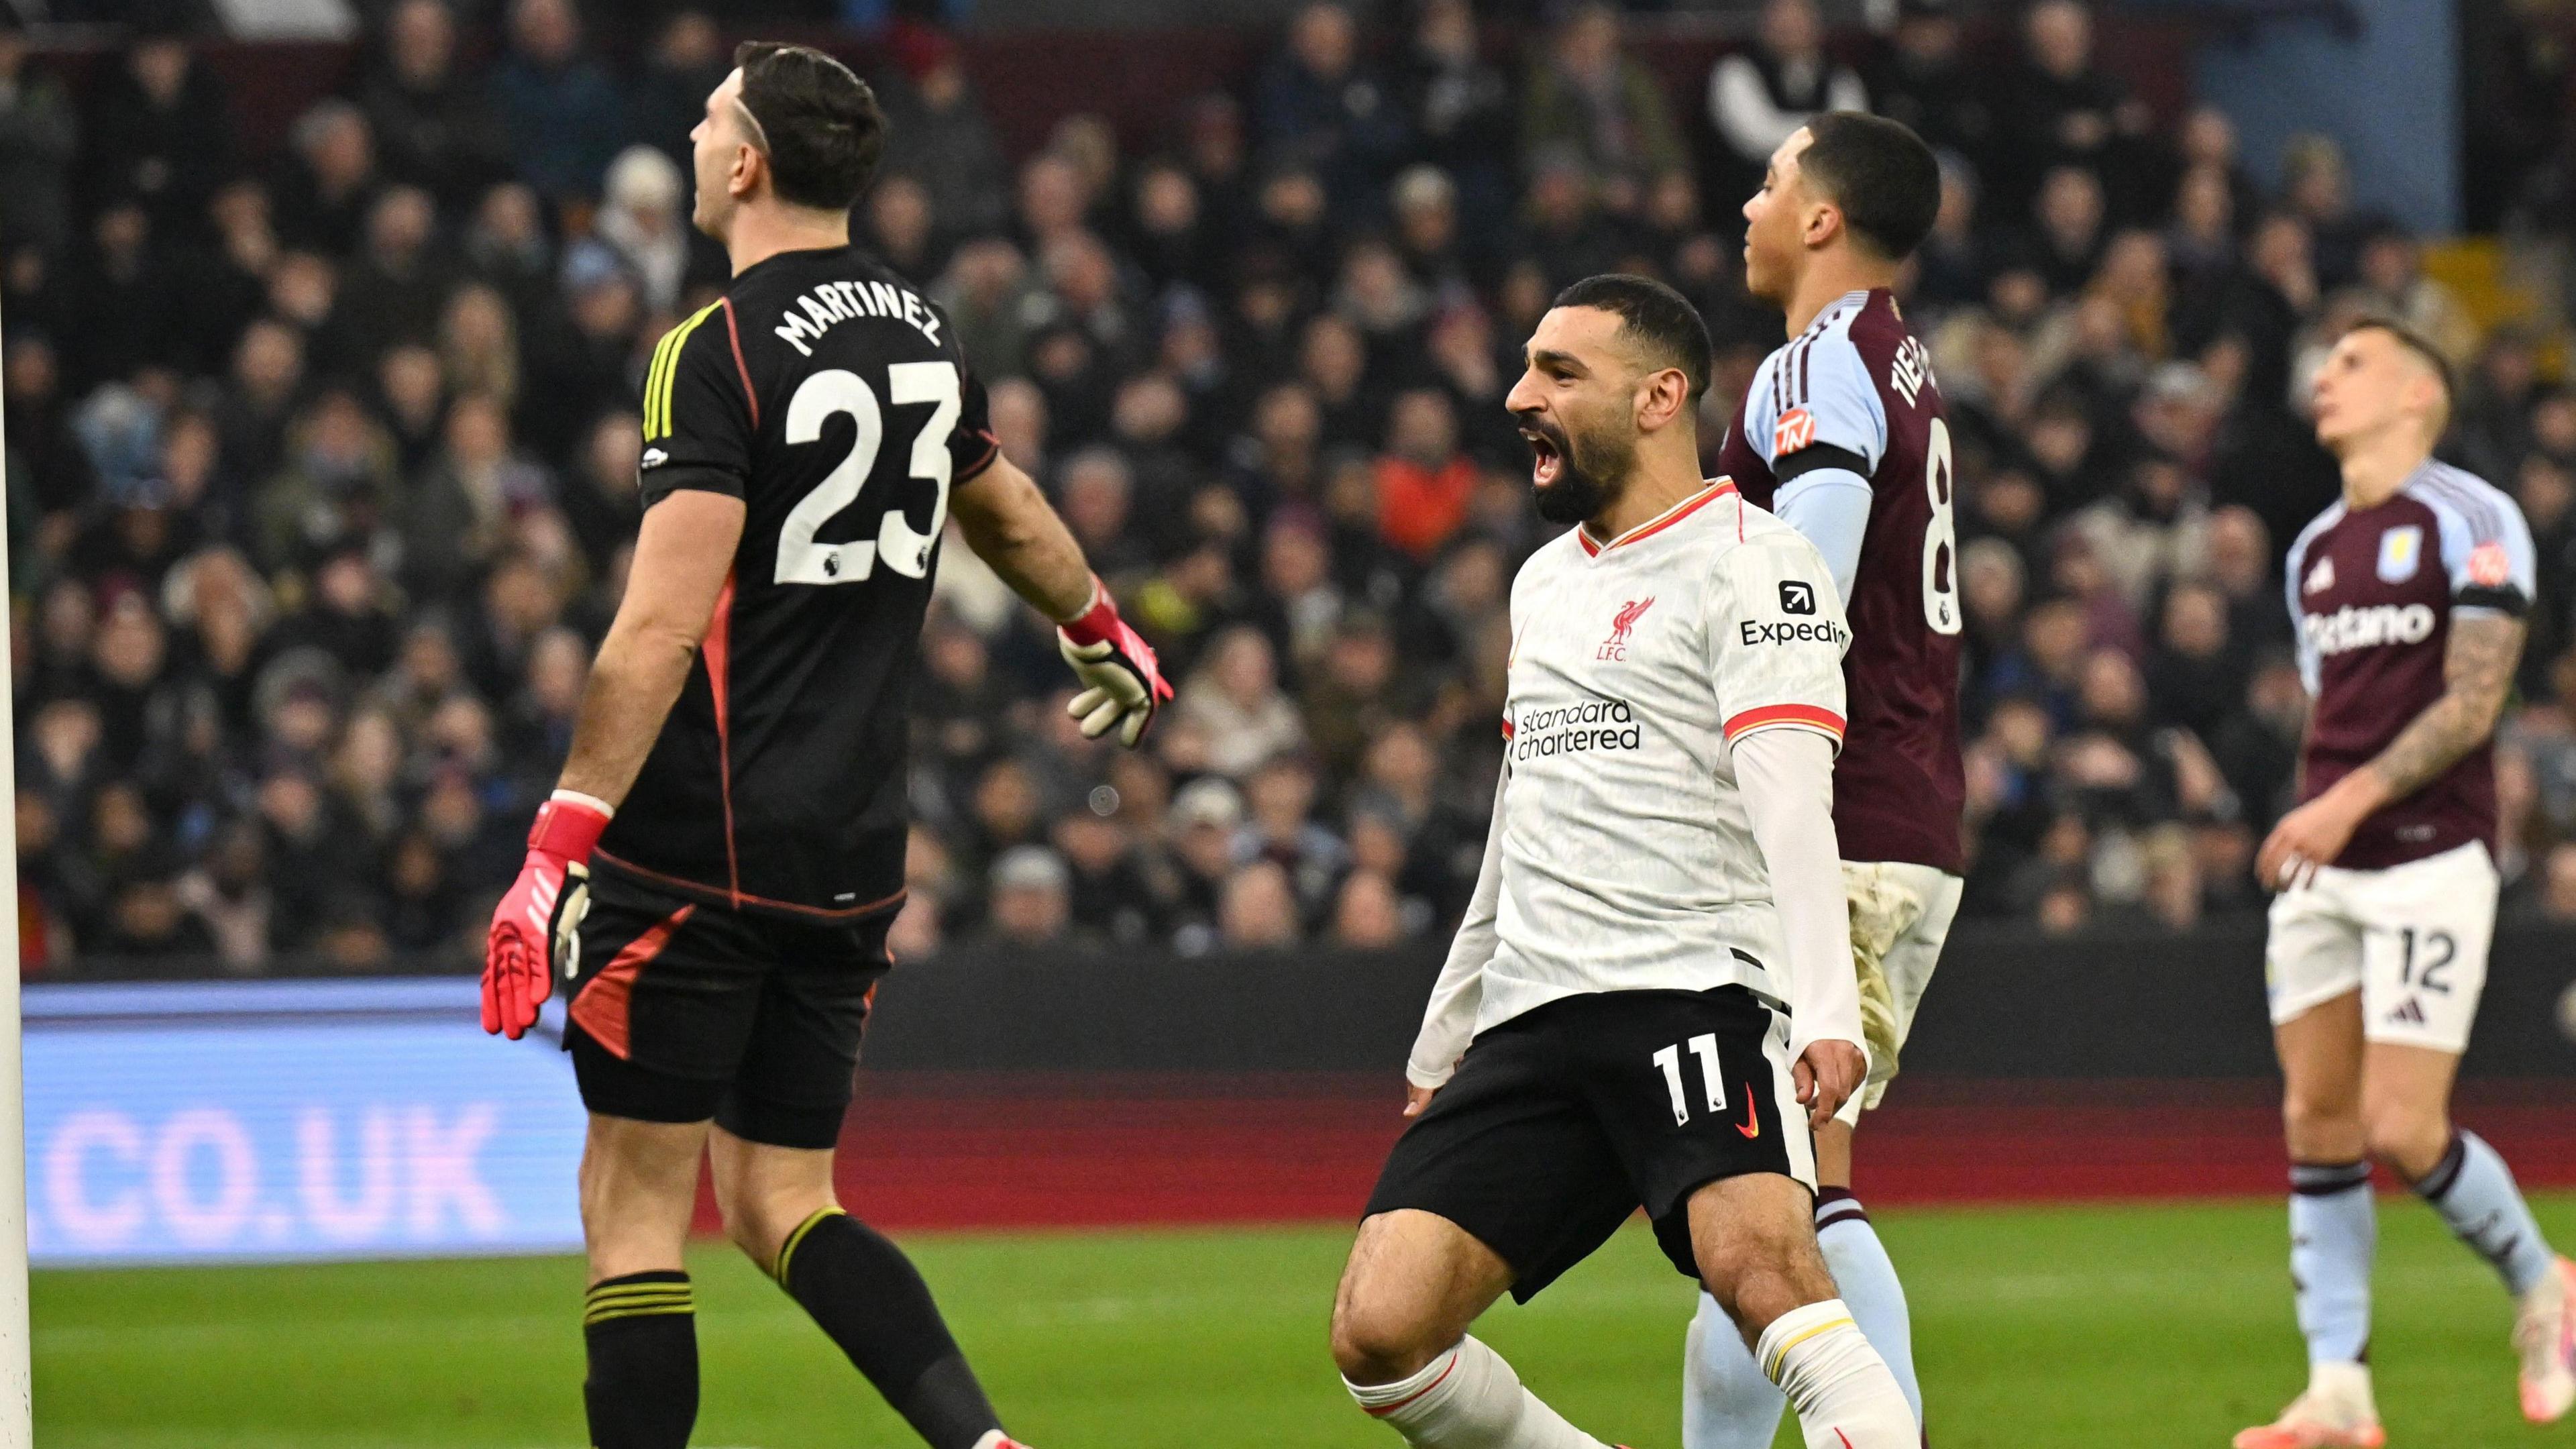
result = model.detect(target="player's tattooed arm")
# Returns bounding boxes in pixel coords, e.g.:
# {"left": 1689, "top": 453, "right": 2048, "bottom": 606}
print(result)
{"left": 2264, "top": 612, "right": 2525, "bottom": 888}
{"left": 2363, "top": 611, "right": 2526, "bottom": 802}
{"left": 950, "top": 453, "right": 1097, "bottom": 623}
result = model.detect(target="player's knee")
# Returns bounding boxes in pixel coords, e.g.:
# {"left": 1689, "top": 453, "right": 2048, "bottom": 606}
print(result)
{"left": 1703, "top": 1246, "right": 1827, "bottom": 1332}
{"left": 1328, "top": 1296, "right": 1443, "bottom": 1386}
{"left": 2363, "top": 1108, "right": 2450, "bottom": 1180}
{"left": 2281, "top": 1090, "right": 2362, "bottom": 1157}
{"left": 713, "top": 1184, "right": 818, "bottom": 1271}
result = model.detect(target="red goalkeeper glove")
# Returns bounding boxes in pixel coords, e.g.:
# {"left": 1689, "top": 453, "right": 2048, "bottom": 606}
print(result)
{"left": 1057, "top": 576, "right": 1172, "bottom": 748}
{"left": 482, "top": 791, "right": 610, "bottom": 1040}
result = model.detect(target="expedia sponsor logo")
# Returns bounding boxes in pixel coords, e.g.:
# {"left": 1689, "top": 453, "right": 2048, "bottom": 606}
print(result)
{"left": 1511, "top": 697, "right": 1643, "bottom": 759}
{"left": 1740, "top": 617, "right": 1851, "bottom": 648}
{"left": 2302, "top": 602, "right": 2436, "bottom": 655}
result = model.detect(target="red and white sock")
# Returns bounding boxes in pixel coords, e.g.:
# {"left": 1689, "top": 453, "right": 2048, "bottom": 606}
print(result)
{"left": 1756, "top": 1299, "right": 1919, "bottom": 1449}
{"left": 1343, "top": 1335, "right": 1615, "bottom": 1448}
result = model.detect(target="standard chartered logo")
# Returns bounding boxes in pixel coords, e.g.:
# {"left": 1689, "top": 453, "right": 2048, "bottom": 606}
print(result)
{"left": 2304, "top": 602, "right": 2436, "bottom": 655}
{"left": 1513, "top": 697, "right": 1643, "bottom": 758}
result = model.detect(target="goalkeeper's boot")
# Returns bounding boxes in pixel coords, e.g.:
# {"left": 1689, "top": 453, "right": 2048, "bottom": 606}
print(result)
{"left": 2514, "top": 1255, "right": 2576, "bottom": 1422}
{"left": 2233, "top": 1363, "right": 2383, "bottom": 1449}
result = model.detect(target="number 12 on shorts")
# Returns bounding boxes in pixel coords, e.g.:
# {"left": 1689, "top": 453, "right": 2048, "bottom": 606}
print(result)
{"left": 1652, "top": 1034, "right": 1727, "bottom": 1125}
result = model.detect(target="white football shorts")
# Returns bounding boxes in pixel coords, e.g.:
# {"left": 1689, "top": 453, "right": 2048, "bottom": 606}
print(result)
{"left": 2265, "top": 839, "right": 2497, "bottom": 1053}
{"left": 1836, "top": 859, "right": 1964, "bottom": 1126}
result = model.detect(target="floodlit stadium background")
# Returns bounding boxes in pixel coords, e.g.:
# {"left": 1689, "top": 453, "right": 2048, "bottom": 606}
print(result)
{"left": 9, "top": 0, "right": 2576, "bottom": 1443}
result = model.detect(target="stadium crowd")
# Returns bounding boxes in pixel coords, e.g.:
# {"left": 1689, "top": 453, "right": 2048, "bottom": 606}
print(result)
{"left": 7, "top": 0, "right": 2576, "bottom": 972}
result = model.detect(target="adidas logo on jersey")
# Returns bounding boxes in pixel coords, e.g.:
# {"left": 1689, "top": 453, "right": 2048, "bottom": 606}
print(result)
{"left": 2387, "top": 996, "right": 2428, "bottom": 1026}
{"left": 641, "top": 447, "right": 669, "bottom": 469}
{"left": 2302, "top": 602, "right": 2436, "bottom": 656}
{"left": 2304, "top": 555, "right": 2336, "bottom": 594}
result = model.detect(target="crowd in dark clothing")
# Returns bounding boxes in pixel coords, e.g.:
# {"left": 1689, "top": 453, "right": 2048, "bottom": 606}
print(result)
{"left": 9, "top": 0, "right": 2576, "bottom": 973}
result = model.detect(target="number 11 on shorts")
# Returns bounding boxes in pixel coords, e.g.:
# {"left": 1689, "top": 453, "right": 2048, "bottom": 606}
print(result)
{"left": 1652, "top": 1034, "right": 1727, "bottom": 1125}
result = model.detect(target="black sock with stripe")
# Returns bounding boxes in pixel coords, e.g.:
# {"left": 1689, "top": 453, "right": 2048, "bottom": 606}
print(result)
{"left": 774, "top": 1207, "right": 1003, "bottom": 1449}
{"left": 582, "top": 1271, "right": 698, "bottom": 1449}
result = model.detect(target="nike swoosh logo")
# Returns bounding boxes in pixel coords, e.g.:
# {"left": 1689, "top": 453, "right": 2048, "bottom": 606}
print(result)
{"left": 1736, "top": 1087, "right": 1760, "bottom": 1139}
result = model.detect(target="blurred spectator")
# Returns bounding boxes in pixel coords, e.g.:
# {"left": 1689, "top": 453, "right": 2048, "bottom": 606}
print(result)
{"left": 1524, "top": 3, "right": 1686, "bottom": 208}
{"left": 1331, "top": 867, "right": 1409, "bottom": 947}
{"left": 1218, "top": 859, "right": 1301, "bottom": 950}
{"left": 491, "top": 0, "right": 623, "bottom": 203}
{"left": 0, "top": 23, "right": 78, "bottom": 255}
{"left": 596, "top": 146, "right": 715, "bottom": 315}
{"left": 83, "top": 25, "right": 234, "bottom": 237}
{"left": 339, "top": 187, "right": 451, "bottom": 366}
{"left": 1866, "top": 0, "right": 1988, "bottom": 172}
{"left": 275, "top": 99, "right": 381, "bottom": 260}
{"left": 879, "top": 27, "right": 1009, "bottom": 240}
{"left": 981, "top": 845, "right": 1073, "bottom": 947}
{"left": 359, "top": 0, "right": 510, "bottom": 208}
{"left": 1253, "top": 3, "right": 1410, "bottom": 223}
{"left": 1989, "top": 0, "right": 2152, "bottom": 223}
{"left": 1699, "top": 0, "right": 1864, "bottom": 215}
{"left": 1174, "top": 627, "right": 1308, "bottom": 777}
{"left": 2279, "top": 132, "right": 2380, "bottom": 292}
{"left": 60, "top": 200, "right": 184, "bottom": 393}
{"left": 1375, "top": 388, "right": 1477, "bottom": 560}
{"left": 625, "top": 10, "right": 731, "bottom": 174}
{"left": 1395, "top": 0, "right": 1512, "bottom": 236}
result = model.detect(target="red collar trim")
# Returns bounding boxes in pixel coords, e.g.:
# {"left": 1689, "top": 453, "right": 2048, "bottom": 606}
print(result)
{"left": 1577, "top": 480, "right": 1738, "bottom": 557}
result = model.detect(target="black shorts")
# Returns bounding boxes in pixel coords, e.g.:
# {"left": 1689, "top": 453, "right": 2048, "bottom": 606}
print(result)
{"left": 562, "top": 862, "right": 894, "bottom": 1149}
{"left": 1364, "top": 985, "right": 1810, "bottom": 1301}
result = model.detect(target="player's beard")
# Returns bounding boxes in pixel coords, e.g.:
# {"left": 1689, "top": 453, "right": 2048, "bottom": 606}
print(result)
{"left": 1523, "top": 413, "right": 1636, "bottom": 525}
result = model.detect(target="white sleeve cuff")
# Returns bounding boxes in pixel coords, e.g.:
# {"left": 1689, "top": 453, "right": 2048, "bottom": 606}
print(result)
{"left": 1730, "top": 728, "right": 1863, "bottom": 1058}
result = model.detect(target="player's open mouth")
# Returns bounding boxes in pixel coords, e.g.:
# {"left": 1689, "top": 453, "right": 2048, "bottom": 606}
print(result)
{"left": 1522, "top": 427, "right": 1563, "bottom": 487}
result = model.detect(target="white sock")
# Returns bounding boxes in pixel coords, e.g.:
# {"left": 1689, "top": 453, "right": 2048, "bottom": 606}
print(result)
{"left": 1683, "top": 1289, "right": 1786, "bottom": 1449}
{"left": 1756, "top": 1299, "right": 1919, "bottom": 1449}
{"left": 1816, "top": 1197, "right": 1922, "bottom": 1426}
{"left": 2304, "top": 1359, "right": 2379, "bottom": 1426}
{"left": 1343, "top": 1335, "right": 1614, "bottom": 1449}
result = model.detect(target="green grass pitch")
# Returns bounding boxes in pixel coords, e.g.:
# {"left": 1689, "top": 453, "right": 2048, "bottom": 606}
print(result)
{"left": 34, "top": 1193, "right": 2576, "bottom": 1448}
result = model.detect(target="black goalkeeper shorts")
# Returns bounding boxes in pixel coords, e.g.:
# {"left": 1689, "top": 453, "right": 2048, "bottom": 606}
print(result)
{"left": 1364, "top": 985, "right": 1811, "bottom": 1301}
{"left": 563, "top": 862, "right": 894, "bottom": 1149}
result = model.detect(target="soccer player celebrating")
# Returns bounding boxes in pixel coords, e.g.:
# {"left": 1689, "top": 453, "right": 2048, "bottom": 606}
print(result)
{"left": 1329, "top": 274, "right": 1919, "bottom": 1449}
{"left": 478, "top": 45, "right": 1167, "bottom": 1449}
{"left": 1686, "top": 112, "right": 1958, "bottom": 1446}
{"left": 2236, "top": 318, "right": 2576, "bottom": 1446}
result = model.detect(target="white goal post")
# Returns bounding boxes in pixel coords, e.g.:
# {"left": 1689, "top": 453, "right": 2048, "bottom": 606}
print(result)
{"left": 0, "top": 284, "right": 36, "bottom": 1446}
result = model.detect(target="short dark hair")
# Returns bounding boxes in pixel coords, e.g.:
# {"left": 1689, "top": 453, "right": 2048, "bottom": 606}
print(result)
{"left": 734, "top": 42, "right": 885, "bottom": 212}
{"left": 2343, "top": 313, "right": 2455, "bottom": 433}
{"left": 1799, "top": 111, "right": 1941, "bottom": 261}
{"left": 1551, "top": 274, "right": 1714, "bottom": 401}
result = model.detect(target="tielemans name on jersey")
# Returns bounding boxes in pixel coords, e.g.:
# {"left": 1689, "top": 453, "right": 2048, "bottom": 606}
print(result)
{"left": 773, "top": 279, "right": 945, "bottom": 356}
{"left": 2302, "top": 602, "right": 2437, "bottom": 657}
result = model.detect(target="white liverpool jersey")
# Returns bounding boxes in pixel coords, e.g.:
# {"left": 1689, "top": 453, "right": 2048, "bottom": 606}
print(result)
{"left": 1479, "top": 479, "right": 1850, "bottom": 1036}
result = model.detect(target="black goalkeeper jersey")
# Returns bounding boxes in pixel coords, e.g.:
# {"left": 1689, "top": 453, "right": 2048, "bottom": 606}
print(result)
{"left": 594, "top": 244, "right": 997, "bottom": 920}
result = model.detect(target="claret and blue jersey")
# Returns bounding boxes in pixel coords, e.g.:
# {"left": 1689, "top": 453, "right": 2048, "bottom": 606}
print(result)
{"left": 1717, "top": 286, "right": 1965, "bottom": 874}
{"left": 2285, "top": 460, "right": 2536, "bottom": 871}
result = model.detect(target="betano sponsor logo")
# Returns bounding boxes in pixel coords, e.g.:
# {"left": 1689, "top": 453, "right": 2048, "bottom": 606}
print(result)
{"left": 1511, "top": 696, "right": 1643, "bottom": 759}
{"left": 2303, "top": 602, "right": 2436, "bottom": 656}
